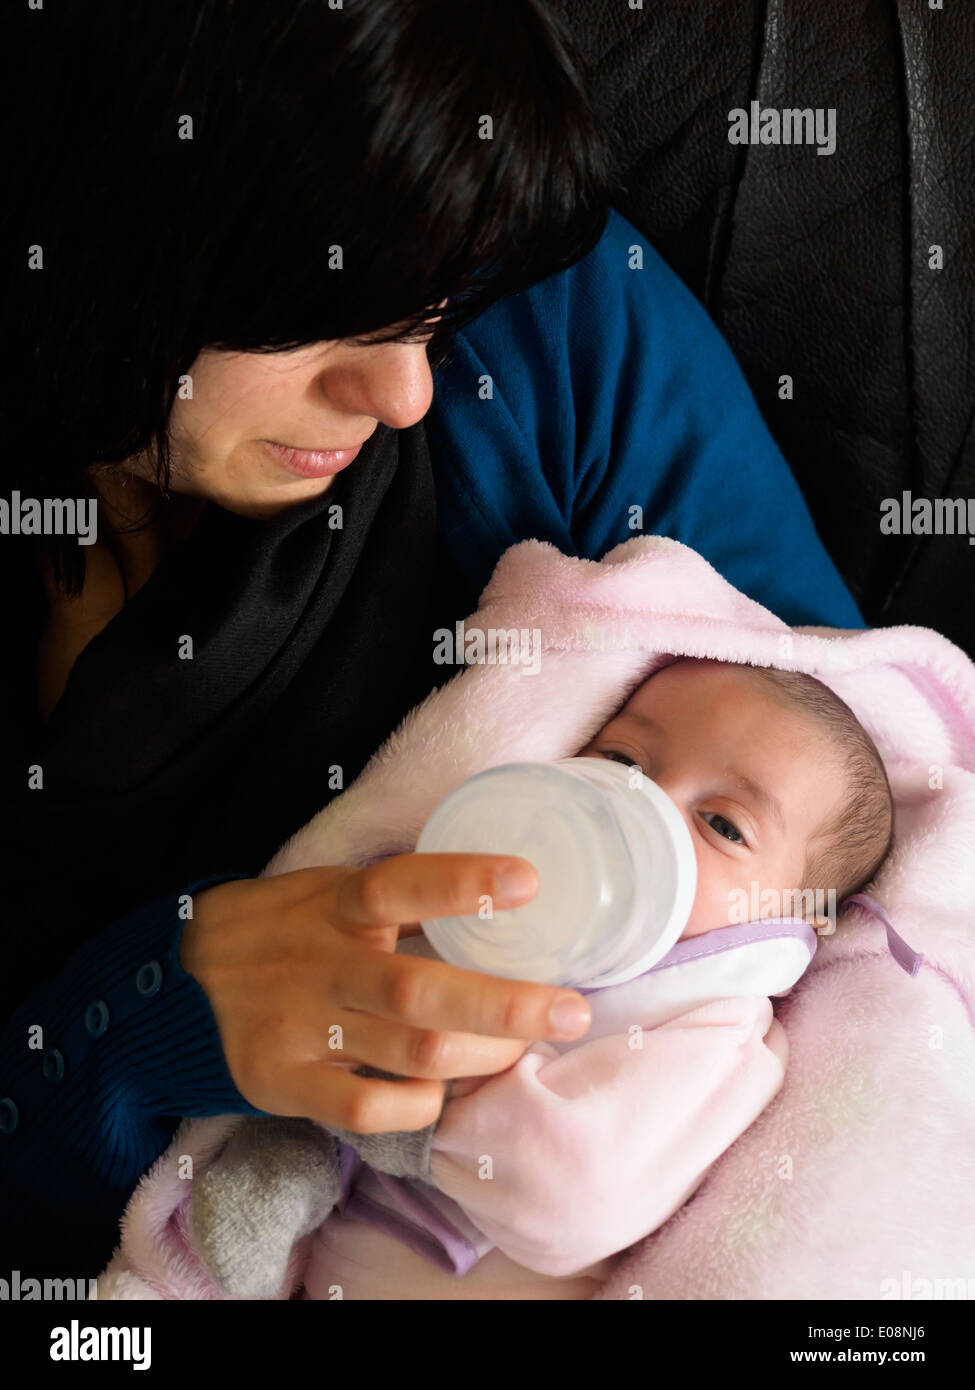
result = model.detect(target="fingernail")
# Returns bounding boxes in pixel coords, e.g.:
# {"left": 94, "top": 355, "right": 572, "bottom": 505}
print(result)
{"left": 492, "top": 860, "right": 538, "bottom": 908}
{"left": 549, "top": 994, "right": 591, "bottom": 1037}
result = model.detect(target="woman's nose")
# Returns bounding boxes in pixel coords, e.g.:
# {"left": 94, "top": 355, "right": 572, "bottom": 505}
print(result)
{"left": 315, "top": 340, "right": 435, "bottom": 433}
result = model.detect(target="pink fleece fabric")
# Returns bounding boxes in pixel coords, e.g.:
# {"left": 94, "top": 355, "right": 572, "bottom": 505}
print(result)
{"left": 97, "top": 537, "right": 975, "bottom": 1300}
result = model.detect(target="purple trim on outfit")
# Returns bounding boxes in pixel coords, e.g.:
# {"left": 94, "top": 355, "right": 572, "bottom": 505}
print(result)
{"left": 336, "top": 1140, "right": 363, "bottom": 1214}
{"left": 332, "top": 1139, "right": 481, "bottom": 1273}
{"left": 843, "top": 894, "right": 924, "bottom": 976}
{"left": 333, "top": 1140, "right": 480, "bottom": 1274}
{"left": 341, "top": 1188, "right": 469, "bottom": 1273}
{"left": 576, "top": 902, "right": 923, "bottom": 996}
{"left": 364, "top": 1172, "right": 481, "bottom": 1274}
{"left": 576, "top": 916, "right": 818, "bottom": 995}
{"left": 648, "top": 917, "right": 820, "bottom": 968}
{"left": 324, "top": 903, "right": 921, "bottom": 1283}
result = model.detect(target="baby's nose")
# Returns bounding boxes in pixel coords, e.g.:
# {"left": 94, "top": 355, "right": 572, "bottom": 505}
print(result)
{"left": 649, "top": 772, "right": 680, "bottom": 800}
{"left": 645, "top": 774, "right": 693, "bottom": 824}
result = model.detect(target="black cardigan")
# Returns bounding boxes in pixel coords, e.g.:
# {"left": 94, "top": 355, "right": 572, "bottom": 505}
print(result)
{"left": 1, "top": 420, "right": 475, "bottom": 1020}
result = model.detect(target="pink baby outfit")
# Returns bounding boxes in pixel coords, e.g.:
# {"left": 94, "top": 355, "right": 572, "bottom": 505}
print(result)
{"left": 96, "top": 536, "right": 975, "bottom": 1300}
{"left": 315, "top": 919, "right": 817, "bottom": 1284}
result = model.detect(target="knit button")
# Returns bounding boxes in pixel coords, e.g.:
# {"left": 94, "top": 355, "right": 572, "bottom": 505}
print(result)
{"left": 135, "top": 960, "right": 163, "bottom": 997}
{"left": 84, "top": 1000, "right": 110, "bottom": 1037}
{"left": 42, "top": 1048, "right": 65, "bottom": 1082}
{"left": 0, "top": 1098, "right": 18, "bottom": 1133}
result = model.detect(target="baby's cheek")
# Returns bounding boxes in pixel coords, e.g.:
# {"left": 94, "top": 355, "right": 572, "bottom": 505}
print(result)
{"left": 679, "top": 854, "right": 733, "bottom": 938}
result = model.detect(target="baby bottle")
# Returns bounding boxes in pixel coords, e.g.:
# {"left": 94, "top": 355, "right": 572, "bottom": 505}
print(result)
{"left": 416, "top": 758, "right": 697, "bottom": 988}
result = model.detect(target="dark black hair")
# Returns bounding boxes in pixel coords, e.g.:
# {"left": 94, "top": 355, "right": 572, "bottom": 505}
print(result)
{"left": 4, "top": 0, "right": 613, "bottom": 591}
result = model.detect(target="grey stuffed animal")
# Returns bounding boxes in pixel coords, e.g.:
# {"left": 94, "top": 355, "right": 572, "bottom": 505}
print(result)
{"left": 190, "top": 1066, "right": 442, "bottom": 1298}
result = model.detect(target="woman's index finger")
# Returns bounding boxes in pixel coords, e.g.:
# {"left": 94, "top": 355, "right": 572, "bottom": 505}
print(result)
{"left": 340, "top": 942, "right": 592, "bottom": 1045}
{"left": 334, "top": 851, "right": 539, "bottom": 928}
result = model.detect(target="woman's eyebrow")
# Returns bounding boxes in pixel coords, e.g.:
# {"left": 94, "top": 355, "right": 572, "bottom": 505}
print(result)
{"left": 726, "top": 770, "right": 786, "bottom": 831}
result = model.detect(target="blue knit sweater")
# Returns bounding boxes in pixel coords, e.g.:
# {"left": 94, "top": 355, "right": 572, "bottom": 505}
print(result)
{"left": 0, "top": 209, "right": 863, "bottom": 1270}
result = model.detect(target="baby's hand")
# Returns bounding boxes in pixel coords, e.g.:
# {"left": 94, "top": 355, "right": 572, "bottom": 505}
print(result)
{"left": 448, "top": 1075, "right": 490, "bottom": 1100}
{"left": 448, "top": 1040, "right": 534, "bottom": 1099}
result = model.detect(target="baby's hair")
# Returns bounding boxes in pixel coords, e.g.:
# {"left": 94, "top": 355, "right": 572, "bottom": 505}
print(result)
{"left": 743, "top": 666, "right": 894, "bottom": 900}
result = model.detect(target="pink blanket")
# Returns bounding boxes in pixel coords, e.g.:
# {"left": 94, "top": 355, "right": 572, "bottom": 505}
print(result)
{"left": 100, "top": 537, "right": 975, "bottom": 1299}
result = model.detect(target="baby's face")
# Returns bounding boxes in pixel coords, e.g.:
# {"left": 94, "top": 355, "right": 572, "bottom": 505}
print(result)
{"left": 578, "top": 660, "right": 846, "bottom": 938}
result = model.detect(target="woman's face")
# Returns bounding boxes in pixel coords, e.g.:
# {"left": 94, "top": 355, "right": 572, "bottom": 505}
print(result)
{"left": 128, "top": 331, "right": 439, "bottom": 518}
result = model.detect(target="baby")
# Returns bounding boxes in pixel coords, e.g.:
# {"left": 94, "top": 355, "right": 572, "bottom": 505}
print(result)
{"left": 167, "top": 658, "right": 897, "bottom": 1299}
{"left": 581, "top": 656, "right": 893, "bottom": 939}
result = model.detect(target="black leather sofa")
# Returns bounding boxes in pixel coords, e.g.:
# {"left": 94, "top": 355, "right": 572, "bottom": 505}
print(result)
{"left": 558, "top": 0, "right": 975, "bottom": 656}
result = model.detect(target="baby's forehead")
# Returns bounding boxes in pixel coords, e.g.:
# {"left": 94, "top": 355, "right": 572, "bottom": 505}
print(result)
{"left": 623, "top": 658, "right": 777, "bottom": 708}
{"left": 614, "top": 660, "right": 830, "bottom": 745}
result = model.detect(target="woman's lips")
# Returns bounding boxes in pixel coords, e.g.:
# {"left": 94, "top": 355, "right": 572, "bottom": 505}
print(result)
{"left": 261, "top": 438, "right": 365, "bottom": 479}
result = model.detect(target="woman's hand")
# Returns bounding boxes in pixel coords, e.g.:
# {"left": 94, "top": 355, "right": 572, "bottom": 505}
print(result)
{"left": 180, "top": 854, "right": 591, "bottom": 1133}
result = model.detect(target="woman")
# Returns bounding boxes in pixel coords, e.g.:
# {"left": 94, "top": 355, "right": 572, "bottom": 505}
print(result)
{"left": 0, "top": 0, "right": 862, "bottom": 1279}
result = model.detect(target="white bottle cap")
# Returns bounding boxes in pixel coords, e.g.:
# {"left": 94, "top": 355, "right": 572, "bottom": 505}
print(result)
{"left": 417, "top": 758, "right": 697, "bottom": 988}
{"left": 557, "top": 758, "right": 698, "bottom": 986}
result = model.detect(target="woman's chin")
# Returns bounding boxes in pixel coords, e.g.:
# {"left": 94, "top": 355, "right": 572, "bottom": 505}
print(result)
{"left": 211, "top": 474, "right": 338, "bottom": 519}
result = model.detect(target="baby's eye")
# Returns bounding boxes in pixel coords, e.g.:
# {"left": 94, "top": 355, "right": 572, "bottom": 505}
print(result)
{"left": 603, "top": 750, "right": 641, "bottom": 770}
{"left": 701, "top": 811, "right": 744, "bottom": 844}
